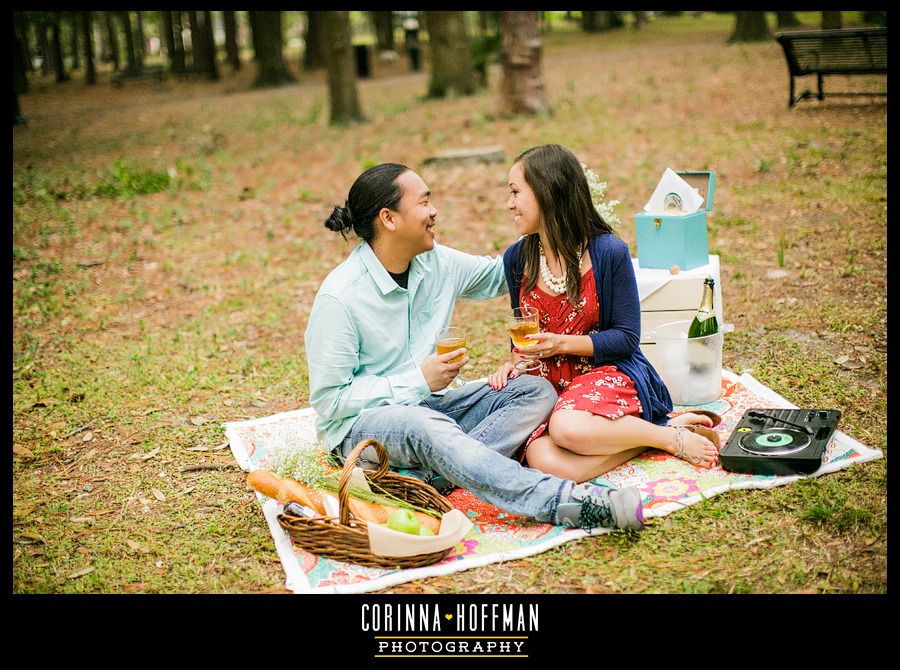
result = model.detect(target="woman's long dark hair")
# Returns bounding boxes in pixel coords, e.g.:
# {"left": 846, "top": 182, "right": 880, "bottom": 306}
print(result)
{"left": 515, "top": 144, "right": 614, "bottom": 305}
{"left": 324, "top": 162, "right": 410, "bottom": 242}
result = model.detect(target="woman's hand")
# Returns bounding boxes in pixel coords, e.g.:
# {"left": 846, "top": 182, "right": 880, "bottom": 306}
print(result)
{"left": 487, "top": 361, "right": 519, "bottom": 390}
{"left": 515, "top": 332, "right": 565, "bottom": 359}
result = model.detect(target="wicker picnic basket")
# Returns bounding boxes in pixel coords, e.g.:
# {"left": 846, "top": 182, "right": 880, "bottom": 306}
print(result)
{"left": 276, "top": 438, "right": 454, "bottom": 569}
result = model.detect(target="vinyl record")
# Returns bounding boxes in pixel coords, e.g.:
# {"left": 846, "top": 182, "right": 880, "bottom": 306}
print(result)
{"left": 663, "top": 192, "right": 685, "bottom": 212}
{"left": 738, "top": 428, "right": 811, "bottom": 456}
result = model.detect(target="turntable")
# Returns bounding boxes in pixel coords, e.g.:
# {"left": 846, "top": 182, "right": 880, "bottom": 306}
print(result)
{"left": 719, "top": 408, "right": 841, "bottom": 476}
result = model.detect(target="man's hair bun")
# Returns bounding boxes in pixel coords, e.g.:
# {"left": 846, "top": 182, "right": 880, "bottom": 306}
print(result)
{"left": 324, "top": 204, "right": 355, "bottom": 239}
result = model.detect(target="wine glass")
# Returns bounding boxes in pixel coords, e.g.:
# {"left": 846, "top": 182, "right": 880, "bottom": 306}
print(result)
{"left": 435, "top": 326, "right": 468, "bottom": 389}
{"left": 507, "top": 306, "right": 541, "bottom": 372}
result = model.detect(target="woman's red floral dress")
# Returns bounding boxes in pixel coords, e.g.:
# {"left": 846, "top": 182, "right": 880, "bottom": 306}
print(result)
{"left": 519, "top": 269, "right": 642, "bottom": 458}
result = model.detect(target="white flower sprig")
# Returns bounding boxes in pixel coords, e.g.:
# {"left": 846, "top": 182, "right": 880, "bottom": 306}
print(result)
{"left": 582, "top": 163, "right": 621, "bottom": 227}
{"left": 258, "top": 427, "right": 440, "bottom": 518}
{"left": 263, "top": 427, "right": 331, "bottom": 489}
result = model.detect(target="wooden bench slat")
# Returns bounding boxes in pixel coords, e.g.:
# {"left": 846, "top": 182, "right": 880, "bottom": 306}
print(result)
{"left": 775, "top": 27, "right": 887, "bottom": 107}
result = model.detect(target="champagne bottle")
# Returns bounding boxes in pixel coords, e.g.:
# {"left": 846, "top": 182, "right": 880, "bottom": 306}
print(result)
{"left": 688, "top": 276, "right": 719, "bottom": 338}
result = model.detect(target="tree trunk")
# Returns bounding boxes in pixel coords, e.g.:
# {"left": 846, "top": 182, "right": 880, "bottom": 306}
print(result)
{"left": 134, "top": 11, "right": 145, "bottom": 67}
{"left": 498, "top": 11, "right": 550, "bottom": 116}
{"left": 371, "top": 11, "right": 395, "bottom": 52}
{"left": 51, "top": 18, "right": 70, "bottom": 82}
{"left": 161, "top": 11, "right": 175, "bottom": 71}
{"left": 248, "top": 11, "right": 260, "bottom": 62}
{"left": 608, "top": 12, "right": 625, "bottom": 29}
{"left": 426, "top": 11, "right": 476, "bottom": 98}
{"left": 82, "top": 11, "right": 96, "bottom": 85}
{"left": 13, "top": 21, "right": 28, "bottom": 94}
{"left": 15, "top": 14, "right": 35, "bottom": 75}
{"left": 583, "top": 11, "right": 622, "bottom": 32}
{"left": 38, "top": 23, "right": 53, "bottom": 75}
{"left": 323, "top": 11, "right": 365, "bottom": 125}
{"left": 775, "top": 12, "right": 802, "bottom": 29}
{"left": 70, "top": 14, "right": 81, "bottom": 70}
{"left": 171, "top": 11, "right": 186, "bottom": 74}
{"left": 119, "top": 11, "right": 139, "bottom": 74}
{"left": 479, "top": 11, "right": 490, "bottom": 36}
{"left": 200, "top": 10, "right": 219, "bottom": 80}
{"left": 727, "top": 12, "right": 771, "bottom": 43}
{"left": 822, "top": 12, "right": 842, "bottom": 30}
{"left": 633, "top": 11, "right": 646, "bottom": 30}
{"left": 582, "top": 11, "right": 601, "bottom": 32}
{"left": 104, "top": 12, "right": 120, "bottom": 71}
{"left": 97, "top": 13, "right": 110, "bottom": 63}
{"left": 223, "top": 11, "right": 240, "bottom": 70}
{"left": 187, "top": 11, "right": 202, "bottom": 73}
{"left": 252, "top": 11, "right": 295, "bottom": 88}
{"left": 481, "top": 11, "right": 499, "bottom": 36}
{"left": 303, "top": 11, "right": 328, "bottom": 70}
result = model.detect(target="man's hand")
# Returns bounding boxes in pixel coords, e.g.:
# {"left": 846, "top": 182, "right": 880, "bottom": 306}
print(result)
{"left": 421, "top": 348, "right": 468, "bottom": 392}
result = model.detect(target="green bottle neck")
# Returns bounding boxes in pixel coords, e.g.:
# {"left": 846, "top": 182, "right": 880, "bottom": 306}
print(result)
{"left": 697, "top": 283, "right": 715, "bottom": 319}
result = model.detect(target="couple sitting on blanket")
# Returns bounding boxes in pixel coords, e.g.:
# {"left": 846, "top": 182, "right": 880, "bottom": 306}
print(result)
{"left": 305, "top": 143, "right": 719, "bottom": 532}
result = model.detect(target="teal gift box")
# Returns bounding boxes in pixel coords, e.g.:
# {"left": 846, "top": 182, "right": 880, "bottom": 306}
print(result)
{"left": 635, "top": 171, "right": 716, "bottom": 271}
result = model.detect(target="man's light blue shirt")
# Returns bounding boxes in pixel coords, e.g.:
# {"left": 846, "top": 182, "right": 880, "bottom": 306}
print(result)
{"left": 304, "top": 241, "right": 508, "bottom": 450}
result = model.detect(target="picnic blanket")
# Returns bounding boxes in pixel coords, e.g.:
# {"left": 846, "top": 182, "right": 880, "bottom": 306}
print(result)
{"left": 225, "top": 370, "right": 882, "bottom": 594}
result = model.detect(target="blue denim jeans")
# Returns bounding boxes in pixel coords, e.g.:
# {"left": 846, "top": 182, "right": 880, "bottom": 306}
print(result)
{"left": 337, "top": 374, "right": 571, "bottom": 523}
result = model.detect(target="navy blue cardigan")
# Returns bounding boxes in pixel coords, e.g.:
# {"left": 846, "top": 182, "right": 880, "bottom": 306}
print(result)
{"left": 502, "top": 233, "right": 673, "bottom": 426}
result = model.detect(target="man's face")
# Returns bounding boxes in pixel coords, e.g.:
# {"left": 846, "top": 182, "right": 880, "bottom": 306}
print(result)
{"left": 391, "top": 170, "right": 438, "bottom": 256}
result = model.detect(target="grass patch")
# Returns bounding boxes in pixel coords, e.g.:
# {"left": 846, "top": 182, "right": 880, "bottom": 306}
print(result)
{"left": 795, "top": 477, "right": 881, "bottom": 535}
{"left": 93, "top": 159, "right": 172, "bottom": 197}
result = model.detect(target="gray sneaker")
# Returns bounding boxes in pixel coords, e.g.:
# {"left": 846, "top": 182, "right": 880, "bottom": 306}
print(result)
{"left": 556, "top": 484, "right": 645, "bottom": 531}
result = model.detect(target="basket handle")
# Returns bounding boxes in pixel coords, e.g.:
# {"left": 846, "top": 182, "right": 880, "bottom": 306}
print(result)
{"left": 337, "top": 438, "right": 391, "bottom": 526}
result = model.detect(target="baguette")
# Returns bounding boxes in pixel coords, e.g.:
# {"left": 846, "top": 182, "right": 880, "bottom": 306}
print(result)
{"left": 347, "top": 497, "right": 441, "bottom": 533}
{"left": 246, "top": 470, "right": 326, "bottom": 515}
{"left": 247, "top": 470, "right": 441, "bottom": 532}
{"left": 411, "top": 511, "right": 441, "bottom": 534}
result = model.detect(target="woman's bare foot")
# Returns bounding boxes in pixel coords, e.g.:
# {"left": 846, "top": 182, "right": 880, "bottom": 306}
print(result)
{"left": 683, "top": 423, "right": 722, "bottom": 451}
{"left": 668, "top": 412, "right": 714, "bottom": 428}
{"left": 665, "top": 426, "right": 718, "bottom": 468}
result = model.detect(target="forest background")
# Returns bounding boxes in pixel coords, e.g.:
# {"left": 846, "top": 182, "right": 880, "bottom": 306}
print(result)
{"left": 12, "top": 11, "right": 887, "bottom": 594}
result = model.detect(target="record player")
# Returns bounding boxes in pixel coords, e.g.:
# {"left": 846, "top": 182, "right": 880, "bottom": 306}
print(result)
{"left": 719, "top": 408, "right": 841, "bottom": 476}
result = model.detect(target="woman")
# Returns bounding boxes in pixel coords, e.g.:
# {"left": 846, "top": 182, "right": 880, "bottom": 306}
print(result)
{"left": 487, "top": 144, "right": 720, "bottom": 483}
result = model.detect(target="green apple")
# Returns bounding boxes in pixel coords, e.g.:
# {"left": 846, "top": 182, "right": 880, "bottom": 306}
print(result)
{"left": 418, "top": 526, "right": 435, "bottom": 536}
{"left": 385, "top": 508, "right": 421, "bottom": 535}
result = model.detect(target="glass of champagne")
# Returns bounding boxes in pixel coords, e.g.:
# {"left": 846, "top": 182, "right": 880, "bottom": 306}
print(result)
{"left": 435, "top": 326, "right": 468, "bottom": 389}
{"left": 507, "top": 306, "right": 541, "bottom": 372}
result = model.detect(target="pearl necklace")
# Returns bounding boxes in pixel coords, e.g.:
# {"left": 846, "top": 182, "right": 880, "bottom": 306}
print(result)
{"left": 538, "top": 242, "right": 567, "bottom": 295}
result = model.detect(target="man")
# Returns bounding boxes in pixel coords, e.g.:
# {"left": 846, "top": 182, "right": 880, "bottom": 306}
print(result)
{"left": 304, "top": 163, "right": 644, "bottom": 531}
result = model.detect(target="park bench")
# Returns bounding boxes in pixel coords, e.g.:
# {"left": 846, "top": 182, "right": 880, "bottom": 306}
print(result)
{"left": 111, "top": 64, "right": 166, "bottom": 89}
{"left": 775, "top": 27, "right": 887, "bottom": 107}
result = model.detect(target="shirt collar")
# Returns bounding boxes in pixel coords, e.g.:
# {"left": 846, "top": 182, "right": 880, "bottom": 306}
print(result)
{"left": 358, "top": 241, "right": 397, "bottom": 295}
{"left": 358, "top": 241, "right": 433, "bottom": 295}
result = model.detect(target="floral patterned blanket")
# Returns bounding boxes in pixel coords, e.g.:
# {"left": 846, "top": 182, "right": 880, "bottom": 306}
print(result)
{"left": 225, "top": 371, "right": 881, "bottom": 594}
